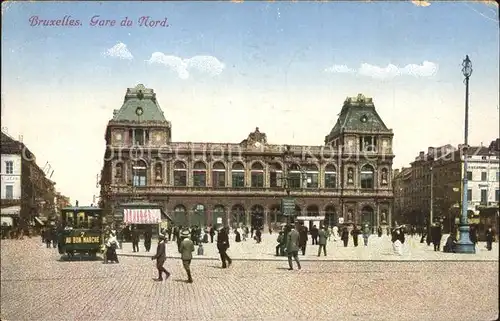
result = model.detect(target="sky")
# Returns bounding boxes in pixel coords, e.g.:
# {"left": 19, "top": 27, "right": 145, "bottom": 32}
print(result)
{"left": 1, "top": 1, "right": 499, "bottom": 205}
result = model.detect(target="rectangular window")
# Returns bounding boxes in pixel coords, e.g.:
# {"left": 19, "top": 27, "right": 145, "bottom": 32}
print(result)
{"left": 496, "top": 190, "right": 500, "bottom": 202}
{"left": 480, "top": 189, "right": 488, "bottom": 204}
{"left": 467, "top": 189, "right": 472, "bottom": 201}
{"left": 270, "top": 171, "right": 282, "bottom": 188}
{"left": 232, "top": 172, "right": 245, "bottom": 188}
{"left": 193, "top": 171, "right": 206, "bottom": 187}
{"left": 173, "top": 171, "right": 187, "bottom": 187}
{"left": 212, "top": 171, "right": 225, "bottom": 188}
{"left": 5, "top": 161, "right": 13, "bottom": 174}
{"left": 132, "top": 175, "right": 146, "bottom": 186}
{"left": 251, "top": 172, "right": 264, "bottom": 188}
{"left": 467, "top": 171, "right": 473, "bottom": 181}
{"left": 324, "top": 173, "right": 337, "bottom": 188}
{"left": 288, "top": 172, "right": 301, "bottom": 189}
{"left": 305, "top": 173, "right": 318, "bottom": 188}
{"left": 481, "top": 172, "right": 487, "bottom": 181}
{"left": 134, "top": 129, "right": 144, "bottom": 145}
{"left": 5, "top": 185, "right": 13, "bottom": 199}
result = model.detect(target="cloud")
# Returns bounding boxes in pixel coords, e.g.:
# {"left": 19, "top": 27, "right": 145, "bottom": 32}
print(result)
{"left": 102, "top": 42, "right": 134, "bottom": 60}
{"left": 146, "top": 53, "right": 225, "bottom": 79}
{"left": 324, "top": 64, "right": 355, "bottom": 73}
{"left": 324, "top": 61, "right": 438, "bottom": 80}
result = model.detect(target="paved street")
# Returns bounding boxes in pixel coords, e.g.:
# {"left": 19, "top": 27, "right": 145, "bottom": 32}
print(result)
{"left": 1, "top": 238, "right": 498, "bottom": 321}
{"left": 118, "top": 233, "right": 499, "bottom": 261}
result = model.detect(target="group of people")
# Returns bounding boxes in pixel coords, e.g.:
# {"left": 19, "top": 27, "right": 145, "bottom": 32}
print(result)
{"left": 151, "top": 225, "right": 234, "bottom": 283}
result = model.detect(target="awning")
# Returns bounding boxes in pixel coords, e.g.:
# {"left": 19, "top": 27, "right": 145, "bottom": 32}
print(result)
{"left": 1, "top": 216, "right": 13, "bottom": 226}
{"left": 124, "top": 208, "right": 161, "bottom": 224}
{"left": 34, "top": 217, "right": 45, "bottom": 226}
{"left": 1, "top": 206, "right": 20, "bottom": 216}
{"left": 161, "top": 209, "right": 173, "bottom": 221}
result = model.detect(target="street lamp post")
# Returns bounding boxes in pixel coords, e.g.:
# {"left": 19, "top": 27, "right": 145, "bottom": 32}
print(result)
{"left": 455, "top": 55, "right": 475, "bottom": 254}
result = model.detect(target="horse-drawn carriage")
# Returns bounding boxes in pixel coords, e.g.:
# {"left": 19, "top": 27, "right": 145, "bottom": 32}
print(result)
{"left": 58, "top": 206, "right": 103, "bottom": 258}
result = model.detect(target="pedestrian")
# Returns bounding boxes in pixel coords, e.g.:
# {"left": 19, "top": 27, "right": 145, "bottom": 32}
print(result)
{"left": 362, "top": 224, "right": 370, "bottom": 246}
{"left": 151, "top": 234, "right": 170, "bottom": 282}
{"left": 44, "top": 228, "right": 52, "bottom": 248}
{"left": 332, "top": 225, "right": 339, "bottom": 242}
{"left": 131, "top": 226, "right": 139, "bottom": 253}
{"left": 351, "top": 225, "right": 361, "bottom": 247}
{"left": 217, "top": 226, "right": 232, "bottom": 268}
{"left": 469, "top": 225, "right": 478, "bottom": 248}
{"left": 485, "top": 226, "right": 495, "bottom": 251}
{"left": 341, "top": 226, "right": 349, "bottom": 247}
{"left": 275, "top": 231, "right": 285, "bottom": 256}
{"left": 298, "top": 222, "right": 308, "bottom": 255}
{"left": 310, "top": 225, "right": 318, "bottom": 245}
{"left": 179, "top": 229, "right": 194, "bottom": 283}
{"left": 431, "top": 223, "right": 442, "bottom": 251}
{"left": 317, "top": 226, "right": 327, "bottom": 257}
{"left": 392, "top": 227, "right": 404, "bottom": 255}
{"left": 377, "top": 226, "right": 383, "bottom": 238}
{"left": 286, "top": 223, "right": 301, "bottom": 270}
{"left": 144, "top": 227, "right": 152, "bottom": 252}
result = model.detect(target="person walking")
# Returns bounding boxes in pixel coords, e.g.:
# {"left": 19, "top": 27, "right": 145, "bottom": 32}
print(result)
{"left": 351, "top": 225, "right": 361, "bottom": 247}
{"left": 217, "top": 226, "right": 232, "bottom": 268}
{"left": 179, "top": 229, "right": 194, "bottom": 283}
{"left": 362, "top": 224, "right": 371, "bottom": 246}
{"left": 275, "top": 231, "right": 285, "bottom": 256}
{"left": 431, "top": 223, "right": 442, "bottom": 251}
{"left": 144, "top": 227, "right": 152, "bottom": 252}
{"left": 485, "top": 226, "right": 495, "bottom": 251}
{"left": 298, "top": 222, "right": 308, "bottom": 255}
{"left": 131, "top": 226, "right": 140, "bottom": 253}
{"left": 151, "top": 234, "right": 170, "bottom": 282}
{"left": 317, "top": 226, "right": 327, "bottom": 257}
{"left": 341, "top": 226, "right": 349, "bottom": 247}
{"left": 286, "top": 223, "right": 301, "bottom": 270}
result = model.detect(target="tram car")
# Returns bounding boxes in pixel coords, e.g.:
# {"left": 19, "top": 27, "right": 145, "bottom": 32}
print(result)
{"left": 58, "top": 206, "right": 103, "bottom": 258}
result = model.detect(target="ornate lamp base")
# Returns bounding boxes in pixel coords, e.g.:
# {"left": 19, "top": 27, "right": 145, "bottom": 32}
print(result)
{"left": 455, "top": 224, "right": 476, "bottom": 254}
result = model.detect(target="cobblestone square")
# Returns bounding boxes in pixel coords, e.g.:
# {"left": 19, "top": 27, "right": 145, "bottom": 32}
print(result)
{"left": 1, "top": 238, "right": 498, "bottom": 321}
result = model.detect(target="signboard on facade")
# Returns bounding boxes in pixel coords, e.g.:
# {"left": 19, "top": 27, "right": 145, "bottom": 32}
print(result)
{"left": 338, "top": 217, "right": 344, "bottom": 224}
{"left": 1, "top": 176, "right": 20, "bottom": 181}
{"left": 281, "top": 197, "right": 295, "bottom": 216}
{"left": 296, "top": 216, "right": 325, "bottom": 221}
{"left": 123, "top": 208, "right": 161, "bottom": 224}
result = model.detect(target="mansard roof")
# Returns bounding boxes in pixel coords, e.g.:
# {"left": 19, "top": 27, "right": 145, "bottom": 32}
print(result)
{"left": 111, "top": 84, "right": 168, "bottom": 123}
{"left": 325, "top": 94, "right": 392, "bottom": 144}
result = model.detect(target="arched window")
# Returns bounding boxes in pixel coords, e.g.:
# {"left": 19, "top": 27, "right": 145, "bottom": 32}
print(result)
{"left": 132, "top": 160, "right": 147, "bottom": 186}
{"left": 288, "top": 164, "right": 301, "bottom": 189}
{"left": 173, "top": 205, "right": 188, "bottom": 227}
{"left": 173, "top": 161, "right": 187, "bottom": 187}
{"left": 193, "top": 162, "right": 206, "bottom": 187}
{"left": 302, "top": 164, "right": 318, "bottom": 188}
{"left": 251, "top": 205, "right": 264, "bottom": 228}
{"left": 269, "top": 163, "right": 283, "bottom": 188}
{"left": 154, "top": 163, "right": 163, "bottom": 182}
{"left": 231, "top": 162, "right": 245, "bottom": 188}
{"left": 192, "top": 204, "right": 207, "bottom": 227}
{"left": 231, "top": 204, "right": 246, "bottom": 228}
{"left": 213, "top": 205, "right": 226, "bottom": 226}
{"left": 251, "top": 162, "right": 264, "bottom": 188}
{"left": 212, "top": 162, "right": 226, "bottom": 188}
{"left": 324, "top": 164, "right": 337, "bottom": 188}
{"left": 324, "top": 205, "right": 336, "bottom": 227}
{"left": 306, "top": 205, "right": 319, "bottom": 216}
{"left": 360, "top": 164, "right": 374, "bottom": 189}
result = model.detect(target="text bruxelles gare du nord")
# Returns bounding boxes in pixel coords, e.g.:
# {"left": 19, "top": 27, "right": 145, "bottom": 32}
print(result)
{"left": 29, "top": 15, "right": 169, "bottom": 28}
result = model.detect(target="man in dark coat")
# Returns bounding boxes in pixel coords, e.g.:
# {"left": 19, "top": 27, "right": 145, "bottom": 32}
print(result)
{"left": 310, "top": 225, "right": 319, "bottom": 245}
{"left": 131, "top": 226, "right": 140, "bottom": 252}
{"left": 209, "top": 225, "right": 215, "bottom": 243}
{"left": 485, "top": 226, "right": 495, "bottom": 251}
{"left": 144, "top": 227, "right": 152, "bottom": 252}
{"left": 286, "top": 223, "right": 301, "bottom": 270}
{"left": 351, "top": 225, "right": 361, "bottom": 247}
{"left": 217, "top": 226, "right": 232, "bottom": 268}
{"left": 298, "top": 223, "right": 308, "bottom": 255}
{"left": 431, "top": 223, "right": 442, "bottom": 251}
{"left": 151, "top": 234, "right": 170, "bottom": 281}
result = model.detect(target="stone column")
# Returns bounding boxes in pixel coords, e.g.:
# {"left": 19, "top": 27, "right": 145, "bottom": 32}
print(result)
{"left": 264, "top": 209, "right": 269, "bottom": 232}
{"left": 388, "top": 205, "right": 393, "bottom": 228}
